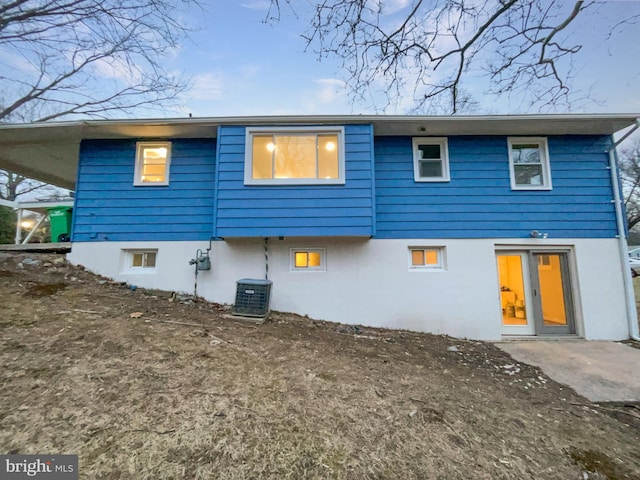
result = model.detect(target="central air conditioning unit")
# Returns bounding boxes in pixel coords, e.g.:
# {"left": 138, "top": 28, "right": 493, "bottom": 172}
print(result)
{"left": 232, "top": 278, "right": 273, "bottom": 317}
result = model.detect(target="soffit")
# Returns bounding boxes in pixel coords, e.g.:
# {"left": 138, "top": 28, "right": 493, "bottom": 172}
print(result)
{"left": 0, "top": 114, "right": 636, "bottom": 189}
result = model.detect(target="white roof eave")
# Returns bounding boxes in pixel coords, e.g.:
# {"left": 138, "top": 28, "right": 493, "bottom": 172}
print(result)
{"left": 0, "top": 113, "right": 637, "bottom": 189}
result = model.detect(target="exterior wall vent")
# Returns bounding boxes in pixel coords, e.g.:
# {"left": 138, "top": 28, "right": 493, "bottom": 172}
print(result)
{"left": 232, "top": 278, "right": 273, "bottom": 317}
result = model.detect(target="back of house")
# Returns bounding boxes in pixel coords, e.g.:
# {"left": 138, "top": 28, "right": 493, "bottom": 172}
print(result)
{"left": 2, "top": 114, "right": 637, "bottom": 340}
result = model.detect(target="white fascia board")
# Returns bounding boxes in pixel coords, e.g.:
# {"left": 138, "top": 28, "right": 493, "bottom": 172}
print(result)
{"left": 0, "top": 113, "right": 638, "bottom": 191}
{"left": 1, "top": 113, "right": 639, "bottom": 138}
{"left": 16, "top": 200, "right": 74, "bottom": 211}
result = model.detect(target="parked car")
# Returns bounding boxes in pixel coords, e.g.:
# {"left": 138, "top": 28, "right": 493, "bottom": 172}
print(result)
{"left": 629, "top": 257, "right": 640, "bottom": 278}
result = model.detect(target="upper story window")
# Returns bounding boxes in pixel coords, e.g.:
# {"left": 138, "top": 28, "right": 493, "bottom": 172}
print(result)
{"left": 245, "top": 127, "right": 345, "bottom": 185}
{"left": 507, "top": 137, "right": 552, "bottom": 190}
{"left": 134, "top": 141, "right": 171, "bottom": 186}
{"left": 412, "top": 137, "right": 450, "bottom": 182}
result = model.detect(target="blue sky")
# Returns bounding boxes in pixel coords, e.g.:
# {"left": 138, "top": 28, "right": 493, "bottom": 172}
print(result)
{"left": 167, "top": 1, "right": 640, "bottom": 117}
{"left": 172, "top": 1, "right": 350, "bottom": 116}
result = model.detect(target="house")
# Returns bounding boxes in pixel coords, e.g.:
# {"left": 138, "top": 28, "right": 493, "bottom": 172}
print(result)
{"left": 1, "top": 114, "right": 638, "bottom": 340}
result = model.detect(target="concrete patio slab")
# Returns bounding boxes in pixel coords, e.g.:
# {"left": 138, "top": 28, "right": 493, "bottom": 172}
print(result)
{"left": 496, "top": 340, "right": 640, "bottom": 403}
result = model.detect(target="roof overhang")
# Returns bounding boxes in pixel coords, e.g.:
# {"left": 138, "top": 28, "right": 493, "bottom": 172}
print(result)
{"left": 0, "top": 114, "right": 637, "bottom": 190}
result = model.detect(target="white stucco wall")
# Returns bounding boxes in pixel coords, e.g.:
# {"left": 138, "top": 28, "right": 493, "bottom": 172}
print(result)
{"left": 67, "top": 237, "right": 630, "bottom": 341}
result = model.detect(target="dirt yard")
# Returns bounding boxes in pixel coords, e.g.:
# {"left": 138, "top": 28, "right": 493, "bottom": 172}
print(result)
{"left": 1, "top": 252, "right": 639, "bottom": 479}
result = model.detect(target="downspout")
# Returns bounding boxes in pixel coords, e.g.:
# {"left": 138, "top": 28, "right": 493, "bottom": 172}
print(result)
{"left": 608, "top": 119, "right": 640, "bottom": 341}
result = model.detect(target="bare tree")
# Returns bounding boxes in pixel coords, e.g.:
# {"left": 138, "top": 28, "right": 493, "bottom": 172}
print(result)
{"left": 0, "top": 170, "right": 68, "bottom": 202}
{"left": 0, "top": 0, "right": 196, "bottom": 122}
{"left": 620, "top": 141, "right": 640, "bottom": 231}
{"left": 269, "top": 0, "right": 638, "bottom": 113}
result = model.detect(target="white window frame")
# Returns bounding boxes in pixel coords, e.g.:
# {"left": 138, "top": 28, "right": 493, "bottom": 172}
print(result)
{"left": 290, "top": 248, "right": 326, "bottom": 272}
{"left": 507, "top": 137, "right": 552, "bottom": 191}
{"left": 134, "top": 141, "right": 172, "bottom": 186}
{"left": 408, "top": 246, "right": 446, "bottom": 271}
{"left": 412, "top": 137, "right": 450, "bottom": 182}
{"left": 245, "top": 126, "right": 345, "bottom": 185}
{"left": 123, "top": 249, "right": 158, "bottom": 273}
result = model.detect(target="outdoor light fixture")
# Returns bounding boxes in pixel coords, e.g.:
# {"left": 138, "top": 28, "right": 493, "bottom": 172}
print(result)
{"left": 530, "top": 230, "right": 549, "bottom": 238}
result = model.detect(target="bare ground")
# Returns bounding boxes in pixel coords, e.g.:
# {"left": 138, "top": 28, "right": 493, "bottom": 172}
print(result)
{"left": 1, "top": 252, "right": 639, "bottom": 480}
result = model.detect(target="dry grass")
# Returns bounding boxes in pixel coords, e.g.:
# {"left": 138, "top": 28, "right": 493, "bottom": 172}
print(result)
{"left": 1, "top": 253, "right": 639, "bottom": 479}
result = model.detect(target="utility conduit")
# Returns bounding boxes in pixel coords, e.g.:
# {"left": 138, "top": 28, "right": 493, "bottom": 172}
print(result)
{"left": 608, "top": 119, "right": 640, "bottom": 341}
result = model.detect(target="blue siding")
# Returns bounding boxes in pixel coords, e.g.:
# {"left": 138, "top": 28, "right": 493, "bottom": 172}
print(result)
{"left": 214, "top": 124, "right": 375, "bottom": 238}
{"left": 374, "top": 135, "right": 617, "bottom": 239}
{"left": 71, "top": 129, "right": 617, "bottom": 243}
{"left": 73, "top": 139, "right": 216, "bottom": 242}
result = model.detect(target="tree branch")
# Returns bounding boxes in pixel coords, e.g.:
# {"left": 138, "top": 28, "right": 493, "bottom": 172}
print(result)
{"left": 0, "top": 0, "right": 196, "bottom": 122}
{"left": 274, "top": 0, "right": 637, "bottom": 113}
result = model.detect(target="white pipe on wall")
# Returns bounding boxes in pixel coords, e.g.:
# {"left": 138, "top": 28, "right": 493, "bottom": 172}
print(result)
{"left": 608, "top": 120, "right": 640, "bottom": 341}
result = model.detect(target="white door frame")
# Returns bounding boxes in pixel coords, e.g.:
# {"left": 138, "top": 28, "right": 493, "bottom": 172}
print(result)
{"left": 496, "top": 247, "right": 578, "bottom": 337}
{"left": 497, "top": 251, "right": 536, "bottom": 336}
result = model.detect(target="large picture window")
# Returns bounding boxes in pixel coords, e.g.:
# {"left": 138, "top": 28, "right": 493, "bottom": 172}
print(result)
{"left": 245, "top": 127, "right": 345, "bottom": 185}
{"left": 507, "top": 137, "right": 552, "bottom": 190}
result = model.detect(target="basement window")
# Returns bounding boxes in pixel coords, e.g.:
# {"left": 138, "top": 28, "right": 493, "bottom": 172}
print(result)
{"left": 134, "top": 142, "right": 171, "bottom": 186}
{"left": 124, "top": 249, "right": 158, "bottom": 272}
{"left": 409, "top": 247, "right": 445, "bottom": 270}
{"left": 290, "top": 248, "right": 326, "bottom": 271}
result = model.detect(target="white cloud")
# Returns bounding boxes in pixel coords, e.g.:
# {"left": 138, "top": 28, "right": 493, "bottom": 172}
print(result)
{"left": 294, "top": 78, "right": 348, "bottom": 113}
{"left": 188, "top": 72, "right": 225, "bottom": 100}
{"left": 0, "top": 49, "right": 39, "bottom": 77}
{"left": 380, "top": 0, "right": 411, "bottom": 15}
{"left": 240, "top": 1, "right": 270, "bottom": 10}
{"left": 92, "top": 55, "right": 141, "bottom": 84}
{"left": 314, "top": 78, "right": 347, "bottom": 105}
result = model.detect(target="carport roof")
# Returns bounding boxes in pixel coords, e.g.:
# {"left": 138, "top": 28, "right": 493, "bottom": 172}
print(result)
{"left": 0, "top": 113, "right": 637, "bottom": 190}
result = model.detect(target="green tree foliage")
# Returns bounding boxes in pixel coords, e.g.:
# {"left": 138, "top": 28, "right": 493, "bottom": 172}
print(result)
{"left": 0, "top": 205, "right": 15, "bottom": 244}
{"left": 0, "top": 170, "right": 65, "bottom": 201}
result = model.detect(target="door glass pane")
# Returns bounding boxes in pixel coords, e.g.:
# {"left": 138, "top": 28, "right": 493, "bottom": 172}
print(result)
{"left": 497, "top": 255, "right": 528, "bottom": 326}
{"left": 537, "top": 254, "right": 567, "bottom": 326}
